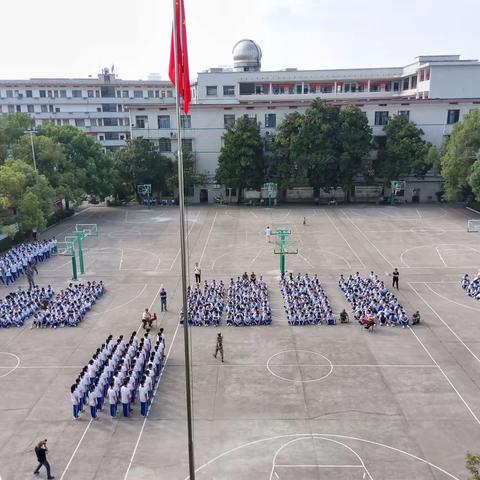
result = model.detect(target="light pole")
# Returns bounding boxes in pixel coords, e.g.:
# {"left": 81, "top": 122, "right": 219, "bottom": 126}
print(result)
{"left": 25, "top": 129, "right": 37, "bottom": 171}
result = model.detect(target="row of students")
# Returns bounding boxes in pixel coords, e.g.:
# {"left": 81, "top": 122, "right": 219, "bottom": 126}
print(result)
{"left": 462, "top": 273, "right": 480, "bottom": 301}
{"left": 180, "top": 280, "right": 225, "bottom": 326}
{"left": 280, "top": 273, "right": 336, "bottom": 325}
{"left": 70, "top": 329, "right": 166, "bottom": 419}
{"left": 0, "top": 286, "right": 54, "bottom": 328}
{"left": 32, "top": 281, "right": 104, "bottom": 328}
{"left": 226, "top": 276, "right": 272, "bottom": 326}
{"left": 0, "top": 238, "right": 57, "bottom": 287}
{"left": 339, "top": 272, "right": 409, "bottom": 328}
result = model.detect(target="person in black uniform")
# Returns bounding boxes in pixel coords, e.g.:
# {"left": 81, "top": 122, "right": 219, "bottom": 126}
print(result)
{"left": 34, "top": 439, "right": 54, "bottom": 479}
{"left": 213, "top": 333, "right": 224, "bottom": 363}
{"left": 392, "top": 268, "right": 400, "bottom": 289}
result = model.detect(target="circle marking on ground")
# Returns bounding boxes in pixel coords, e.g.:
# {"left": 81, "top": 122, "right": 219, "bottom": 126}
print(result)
{"left": 0, "top": 352, "right": 21, "bottom": 379}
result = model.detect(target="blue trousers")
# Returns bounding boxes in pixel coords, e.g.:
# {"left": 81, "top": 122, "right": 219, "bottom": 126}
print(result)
{"left": 122, "top": 403, "right": 129, "bottom": 417}
{"left": 72, "top": 404, "right": 79, "bottom": 418}
{"left": 90, "top": 405, "right": 97, "bottom": 418}
{"left": 140, "top": 401, "right": 147, "bottom": 417}
{"left": 110, "top": 403, "right": 117, "bottom": 417}
{"left": 97, "top": 396, "right": 104, "bottom": 410}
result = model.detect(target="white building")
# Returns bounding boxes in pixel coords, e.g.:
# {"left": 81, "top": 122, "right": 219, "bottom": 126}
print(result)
{"left": 0, "top": 68, "right": 175, "bottom": 150}
{"left": 128, "top": 40, "right": 480, "bottom": 202}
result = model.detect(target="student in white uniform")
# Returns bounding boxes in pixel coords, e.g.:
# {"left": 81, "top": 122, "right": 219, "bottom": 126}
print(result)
{"left": 120, "top": 379, "right": 131, "bottom": 417}
{"left": 139, "top": 379, "right": 148, "bottom": 417}
{"left": 265, "top": 226, "right": 271, "bottom": 243}
{"left": 71, "top": 384, "right": 79, "bottom": 419}
{"left": 107, "top": 382, "right": 117, "bottom": 417}
{"left": 88, "top": 385, "right": 98, "bottom": 419}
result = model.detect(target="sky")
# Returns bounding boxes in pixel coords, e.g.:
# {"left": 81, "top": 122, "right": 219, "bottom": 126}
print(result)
{"left": 1, "top": 0, "right": 479, "bottom": 80}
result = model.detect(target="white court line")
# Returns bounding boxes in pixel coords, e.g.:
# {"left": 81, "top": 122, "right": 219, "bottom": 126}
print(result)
{"left": 91, "top": 283, "right": 148, "bottom": 317}
{"left": 119, "top": 248, "right": 124, "bottom": 271}
{"left": 420, "top": 282, "right": 480, "bottom": 313}
{"left": 250, "top": 246, "right": 265, "bottom": 265}
{"left": 168, "top": 219, "right": 197, "bottom": 271}
{"left": 275, "top": 464, "right": 363, "bottom": 468}
{"left": 0, "top": 352, "right": 20, "bottom": 379}
{"left": 408, "top": 326, "right": 480, "bottom": 427}
{"left": 435, "top": 247, "right": 448, "bottom": 267}
{"left": 415, "top": 208, "right": 422, "bottom": 219}
{"left": 124, "top": 320, "right": 181, "bottom": 479}
{"left": 0, "top": 365, "right": 82, "bottom": 369}
{"left": 269, "top": 436, "right": 373, "bottom": 480}
{"left": 323, "top": 210, "right": 366, "bottom": 269}
{"left": 341, "top": 210, "right": 394, "bottom": 268}
{"left": 199, "top": 210, "right": 218, "bottom": 266}
{"left": 408, "top": 282, "right": 480, "bottom": 364}
{"left": 299, "top": 253, "right": 314, "bottom": 268}
{"left": 250, "top": 211, "right": 258, "bottom": 219}
{"left": 186, "top": 433, "right": 459, "bottom": 480}
{"left": 59, "top": 419, "right": 93, "bottom": 480}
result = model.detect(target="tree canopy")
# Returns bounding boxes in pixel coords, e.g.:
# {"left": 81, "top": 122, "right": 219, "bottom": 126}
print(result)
{"left": 374, "top": 115, "right": 431, "bottom": 182}
{"left": 215, "top": 116, "right": 265, "bottom": 198}
{"left": 441, "top": 109, "right": 480, "bottom": 200}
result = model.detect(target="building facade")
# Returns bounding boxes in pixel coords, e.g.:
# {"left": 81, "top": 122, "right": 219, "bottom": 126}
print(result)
{"left": 2, "top": 42, "right": 480, "bottom": 201}
{"left": 127, "top": 41, "right": 480, "bottom": 202}
{"left": 0, "top": 68, "right": 175, "bottom": 150}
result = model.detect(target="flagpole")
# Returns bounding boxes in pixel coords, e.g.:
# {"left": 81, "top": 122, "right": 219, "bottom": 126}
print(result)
{"left": 172, "top": 1, "right": 196, "bottom": 478}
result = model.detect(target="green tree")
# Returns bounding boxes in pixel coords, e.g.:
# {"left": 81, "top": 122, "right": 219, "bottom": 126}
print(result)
{"left": 338, "top": 106, "right": 373, "bottom": 200}
{"left": 441, "top": 109, "right": 480, "bottom": 200}
{"left": 0, "top": 163, "right": 27, "bottom": 211}
{"left": 0, "top": 113, "right": 33, "bottom": 163}
{"left": 466, "top": 453, "right": 480, "bottom": 480}
{"left": 18, "top": 191, "right": 46, "bottom": 232}
{"left": 115, "top": 138, "right": 173, "bottom": 197}
{"left": 375, "top": 115, "right": 430, "bottom": 182}
{"left": 216, "top": 116, "right": 265, "bottom": 201}
{"left": 267, "top": 112, "right": 305, "bottom": 201}
{"left": 295, "top": 99, "right": 341, "bottom": 194}
{"left": 166, "top": 148, "right": 207, "bottom": 197}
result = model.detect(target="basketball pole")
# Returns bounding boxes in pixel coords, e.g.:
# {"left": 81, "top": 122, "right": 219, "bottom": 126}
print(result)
{"left": 172, "top": 1, "right": 196, "bottom": 478}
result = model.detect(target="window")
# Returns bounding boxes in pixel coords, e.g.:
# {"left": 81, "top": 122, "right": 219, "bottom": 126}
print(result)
{"left": 6, "top": 90, "right": 13, "bottom": 98}
{"left": 147, "top": 90, "right": 154, "bottom": 98}
{"left": 47, "top": 90, "right": 53, "bottom": 98}
{"left": 39, "top": 90, "right": 46, "bottom": 98}
{"left": 158, "top": 138, "right": 171, "bottom": 152}
{"left": 402, "top": 78, "right": 410, "bottom": 90}
{"left": 103, "top": 118, "right": 119, "bottom": 126}
{"left": 101, "top": 86, "right": 115, "bottom": 98}
{"left": 224, "top": 114, "right": 235, "bottom": 128}
{"left": 265, "top": 113, "right": 276, "bottom": 128}
{"left": 411, "top": 76, "right": 417, "bottom": 89}
{"left": 273, "top": 85, "right": 284, "bottom": 95}
{"left": 87, "top": 90, "right": 94, "bottom": 98}
{"left": 26, "top": 90, "right": 32, "bottom": 98}
{"left": 8, "top": 105, "right": 14, "bottom": 113}
{"left": 180, "top": 115, "right": 191, "bottom": 129}
{"left": 447, "top": 109, "right": 460, "bottom": 124}
{"left": 62, "top": 119, "right": 69, "bottom": 125}
{"left": 56, "top": 119, "right": 62, "bottom": 125}
{"left": 49, "top": 105, "right": 54, "bottom": 112}
{"left": 167, "top": 90, "right": 173, "bottom": 98}
{"left": 135, "top": 115, "right": 147, "bottom": 128}
{"left": 133, "top": 90, "right": 143, "bottom": 98}
{"left": 223, "top": 85, "right": 235, "bottom": 96}
{"left": 255, "top": 85, "right": 264, "bottom": 95}
{"left": 182, "top": 138, "right": 193, "bottom": 152}
{"left": 393, "top": 81, "right": 400, "bottom": 92}
{"left": 374, "top": 111, "right": 389, "bottom": 126}
{"left": 243, "top": 114, "right": 257, "bottom": 123}
{"left": 97, "top": 119, "right": 103, "bottom": 126}
{"left": 154, "top": 90, "right": 160, "bottom": 98}
{"left": 72, "top": 89, "right": 82, "bottom": 98}
{"left": 370, "top": 83, "right": 380, "bottom": 92}
{"left": 53, "top": 90, "right": 59, "bottom": 98}
{"left": 102, "top": 104, "right": 116, "bottom": 112}
{"left": 344, "top": 83, "right": 359, "bottom": 93}
{"left": 90, "top": 119, "right": 97, "bottom": 126}
{"left": 60, "top": 89, "right": 67, "bottom": 98}
{"left": 16, "top": 105, "right": 21, "bottom": 112}
{"left": 41, "top": 105, "right": 48, "bottom": 113}
{"left": 55, "top": 107, "right": 60, "bottom": 113}
{"left": 105, "top": 132, "right": 119, "bottom": 140}
{"left": 206, "top": 86, "right": 217, "bottom": 96}
{"left": 27, "top": 105, "right": 34, "bottom": 113}
{"left": 116, "top": 90, "right": 122, "bottom": 98}
{"left": 158, "top": 115, "right": 170, "bottom": 129}
{"left": 122, "top": 90, "right": 129, "bottom": 98}
{"left": 398, "top": 110, "right": 410, "bottom": 120}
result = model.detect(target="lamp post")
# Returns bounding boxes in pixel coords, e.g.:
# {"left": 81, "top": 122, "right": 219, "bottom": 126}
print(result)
{"left": 25, "top": 128, "right": 37, "bottom": 171}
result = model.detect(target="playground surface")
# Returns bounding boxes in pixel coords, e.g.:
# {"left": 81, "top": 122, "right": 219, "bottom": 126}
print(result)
{"left": 1, "top": 203, "right": 480, "bottom": 480}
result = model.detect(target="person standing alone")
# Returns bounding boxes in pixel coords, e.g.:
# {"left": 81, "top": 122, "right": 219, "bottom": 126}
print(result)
{"left": 160, "top": 287, "right": 167, "bottom": 312}
{"left": 34, "top": 439, "right": 54, "bottom": 479}
{"left": 265, "top": 226, "right": 271, "bottom": 243}
{"left": 194, "top": 263, "right": 201, "bottom": 284}
{"left": 392, "top": 268, "right": 400, "bottom": 290}
{"left": 213, "top": 332, "right": 224, "bottom": 363}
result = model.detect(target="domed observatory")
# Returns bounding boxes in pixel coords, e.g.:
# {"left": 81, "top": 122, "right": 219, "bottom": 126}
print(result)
{"left": 232, "top": 39, "right": 262, "bottom": 72}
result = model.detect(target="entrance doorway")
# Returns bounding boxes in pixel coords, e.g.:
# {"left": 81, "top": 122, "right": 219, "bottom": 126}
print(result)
{"left": 200, "top": 189, "right": 208, "bottom": 203}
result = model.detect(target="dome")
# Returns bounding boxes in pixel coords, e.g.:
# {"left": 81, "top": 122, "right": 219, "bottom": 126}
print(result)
{"left": 232, "top": 39, "right": 262, "bottom": 71}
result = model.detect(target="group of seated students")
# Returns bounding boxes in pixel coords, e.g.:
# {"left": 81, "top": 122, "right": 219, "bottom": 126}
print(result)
{"left": 0, "top": 286, "right": 54, "bottom": 328}
{"left": 461, "top": 273, "right": 480, "bottom": 301}
{"left": 32, "top": 281, "right": 105, "bottom": 328}
{"left": 0, "top": 238, "right": 57, "bottom": 287}
{"left": 70, "top": 329, "right": 166, "bottom": 419}
{"left": 180, "top": 280, "right": 225, "bottom": 326}
{"left": 226, "top": 273, "right": 272, "bottom": 326}
{"left": 339, "top": 272, "right": 409, "bottom": 329}
{"left": 280, "top": 272, "right": 336, "bottom": 325}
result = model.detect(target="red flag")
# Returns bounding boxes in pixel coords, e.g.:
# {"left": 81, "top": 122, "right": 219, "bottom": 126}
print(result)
{"left": 169, "top": 0, "right": 191, "bottom": 114}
